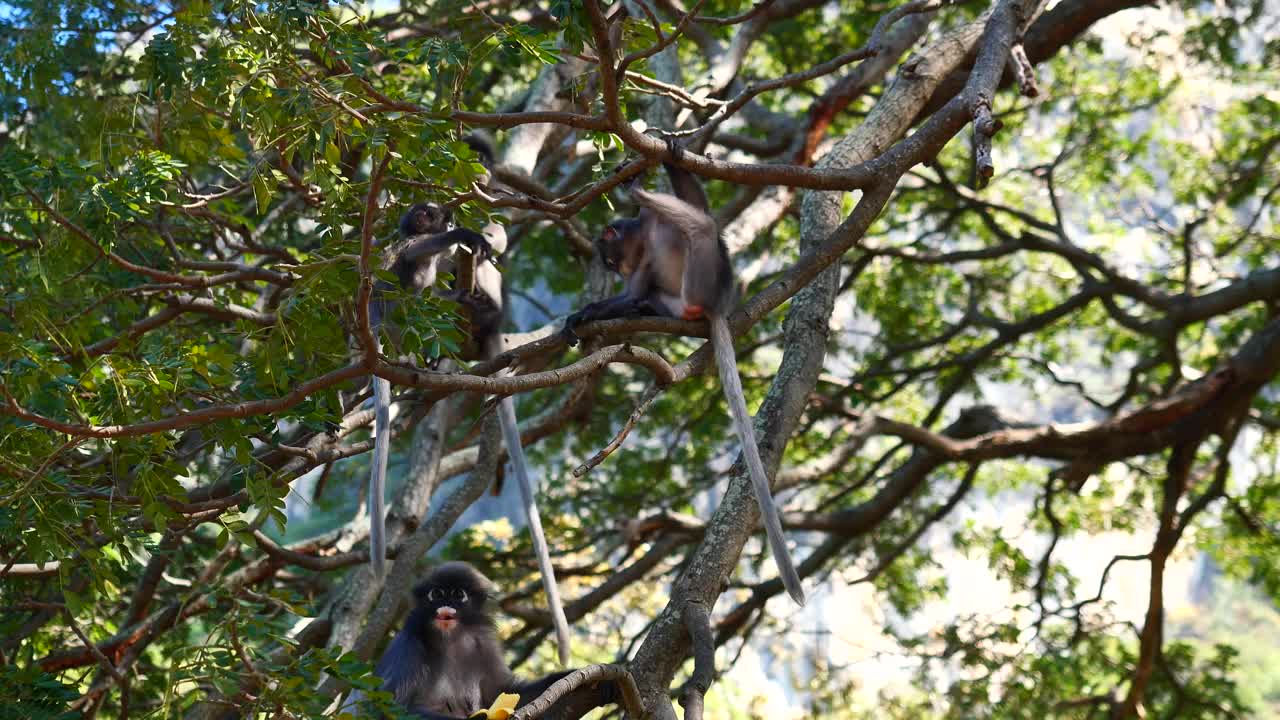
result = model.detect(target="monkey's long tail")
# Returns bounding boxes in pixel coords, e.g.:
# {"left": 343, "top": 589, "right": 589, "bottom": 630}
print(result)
{"left": 496, "top": 394, "right": 573, "bottom": 667}
{"left": 369, "top": 373, "right": 390, "bottom": 579}
{"left": 709, "top": 314, "right": 806, "bottom": 606}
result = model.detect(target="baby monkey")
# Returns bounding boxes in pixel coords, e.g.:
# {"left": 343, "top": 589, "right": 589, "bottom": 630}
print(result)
{"left": 563, "top": 148, "right": 805, "bottom": 605}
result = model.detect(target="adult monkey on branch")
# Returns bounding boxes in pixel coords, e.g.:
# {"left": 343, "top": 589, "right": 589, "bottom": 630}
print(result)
{"left": 366, "top": 136, "right": 573, "bottom": 666}
{"left": 563, "top": 146, "right": 805, "bottom": 605}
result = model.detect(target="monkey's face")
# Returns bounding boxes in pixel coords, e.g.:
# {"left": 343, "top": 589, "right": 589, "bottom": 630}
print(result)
{"left": 412, "top": 564, "right": 493, "bottom": 635}
{"left": 597, "top": 219, "right": 639, "bottom": 275}
{"left": 423, "top": 585, "right": 474, "bottom": 633}
{"left": 400, "top": 203, "right": 452, "bottom": 237}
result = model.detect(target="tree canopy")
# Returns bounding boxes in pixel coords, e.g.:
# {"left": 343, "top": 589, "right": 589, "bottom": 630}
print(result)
{"left": 1, "top": 0, "right": 1277, "bottom": 718}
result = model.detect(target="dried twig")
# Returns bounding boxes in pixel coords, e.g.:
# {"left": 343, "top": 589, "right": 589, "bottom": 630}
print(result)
{"left": 573, "top": 385, "right": 663, "bottom": 477}
{"left": 1009, "top": 42, "right": 1039, "bottom": 97}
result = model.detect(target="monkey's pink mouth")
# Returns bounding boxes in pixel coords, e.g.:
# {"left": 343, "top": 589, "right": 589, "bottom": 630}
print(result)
{"left": 434, "top": 608, "right": 459, "bottom": 632}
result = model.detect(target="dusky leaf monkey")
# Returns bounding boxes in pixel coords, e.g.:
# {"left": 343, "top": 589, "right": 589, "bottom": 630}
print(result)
{"left": 563, "top": 146, "right": 806, "bottom": 605}
{"left": 366, "top": 136, "right": 573, "bottom": 665}
{"left": 347, "top": 562, "right": 617, "bottom": 718}
{"left": 367, "top": 203, "right": 487, "bottom": 580}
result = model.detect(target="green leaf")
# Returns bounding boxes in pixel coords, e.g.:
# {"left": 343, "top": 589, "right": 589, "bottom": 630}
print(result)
{"left": 253, "top": 172, "right": 273, "bottom": 216}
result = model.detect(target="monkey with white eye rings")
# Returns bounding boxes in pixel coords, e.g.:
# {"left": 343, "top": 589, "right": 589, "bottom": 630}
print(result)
{"left": 345, "top": 562, "right": 618, "bottom": 719}
{"left": 365, "top": 136, "right": 574, "bottom": 667}
{"left": 562, "top": 144, "right": 806, "bottom": 606}
{"left": 366, "top": 202, "right": 490, "bottom": 584}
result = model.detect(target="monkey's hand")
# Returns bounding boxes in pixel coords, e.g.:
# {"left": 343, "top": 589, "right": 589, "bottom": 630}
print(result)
{"left": 456, "top": 229, "right": 495, "bottom": 264}
{"left": 665, "top": 136, "right": 685, "bottom": 164}
{"left": 611, "top": 157, "right": 645, "bottom": 194}
{"left": 468, "top": 693, "right": 519, "bottom": 720}
{"left": 581, "top": 677, "right": 620, "bottom": 708}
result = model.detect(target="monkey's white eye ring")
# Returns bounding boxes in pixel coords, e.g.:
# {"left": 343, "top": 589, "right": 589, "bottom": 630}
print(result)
{"left": 426, "top": 587, "right": 469, "bottom": 603}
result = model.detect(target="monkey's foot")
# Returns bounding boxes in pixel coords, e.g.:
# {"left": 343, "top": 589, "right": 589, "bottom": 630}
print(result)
{"left": 469, "top": 693, "right": 520, "bottom": 720}
{"left": 681, "top": 305, "right": 706, "bottom": 320}
{"left": 460, "top": 290, "right": 500, "bottom": 311}
{"left": 440, "top": 289, "right": 497, "bottom": 314}
{"left": 561, "top": 319, "right": 584, "bottom": 347}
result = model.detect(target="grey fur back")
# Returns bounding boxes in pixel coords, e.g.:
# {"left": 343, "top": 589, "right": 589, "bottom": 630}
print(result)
{"left": 630, "top": 187, "right": 731, "bottom": 313}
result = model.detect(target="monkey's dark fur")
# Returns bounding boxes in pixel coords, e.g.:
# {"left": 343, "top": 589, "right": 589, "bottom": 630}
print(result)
{"left": 352, "top": 563, "right": 614, "bottom": 719}
{"left": 563, "top": 146, "right": 806, "bottom": 605}
{"left": 370, "top": 205, "right": 495, "bottom": 339}
{"left": 365, "top": 204, "right": 494, "bottom": 582}
{"left": 569, "top": 151, "right": 731, "bottom": 328}
{"left": 375, "top": 562, "right": 513, "bottom": 716}
{"left": 364, "top": 133, "right": 573, "bottom": 666}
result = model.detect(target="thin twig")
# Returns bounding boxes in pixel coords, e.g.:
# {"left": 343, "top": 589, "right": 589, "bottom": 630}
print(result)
{"left": 1009, "top": 42, "right": 1039, "bottom": 97}
{"left": 33, "top": 603, "right": 127, "bottom": 684}
{"left": 691, "top": 0, "right": 775, "bottom": 26}
{"left": 573, "top": 385, "right": 663, "bottom": 477}
{"left": 356, "top": 151, "right": 392, "bottom": 367}
{"left": 227, "top": 619, "right": 265, "bottom": 682}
